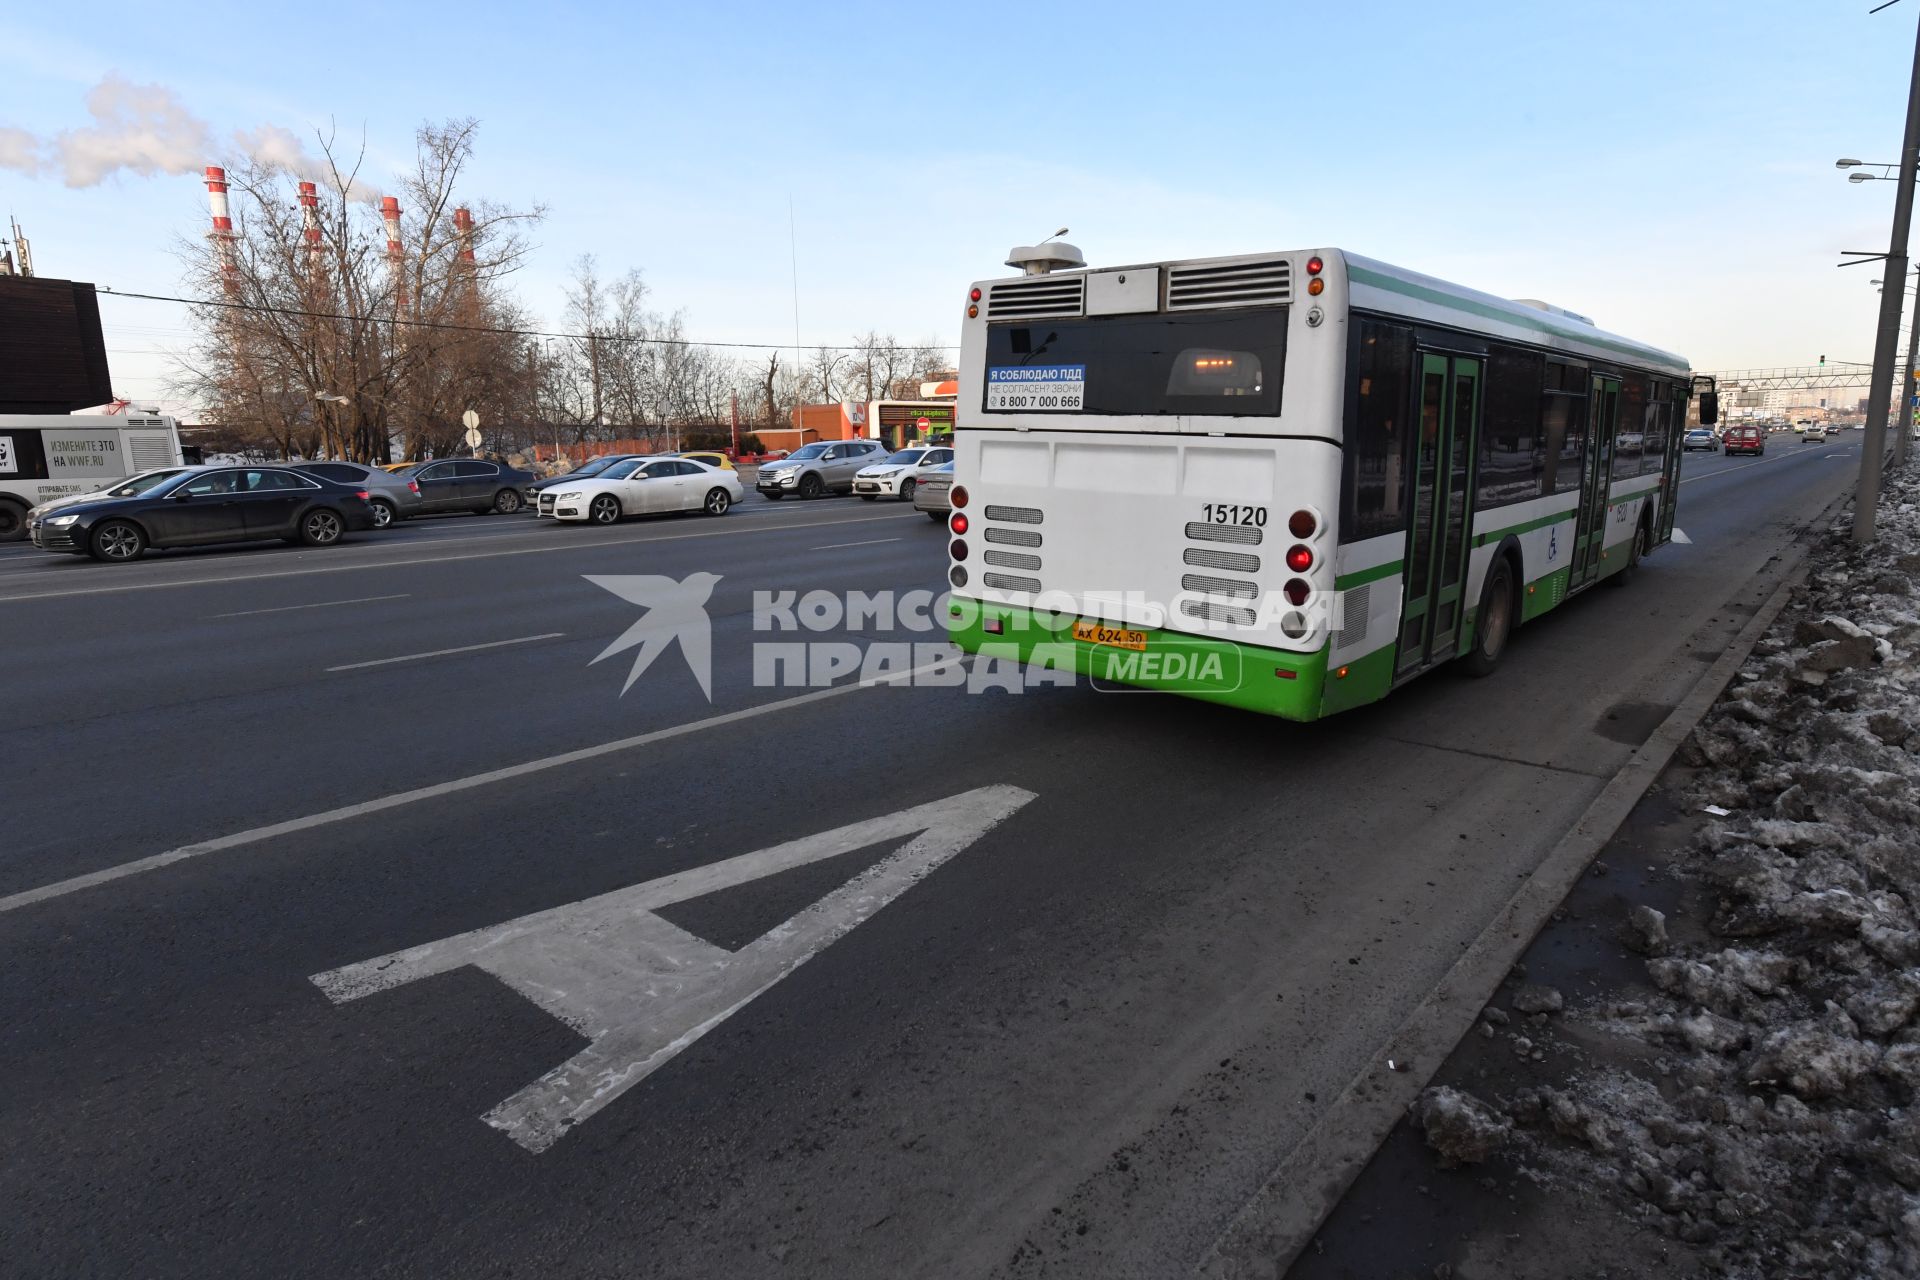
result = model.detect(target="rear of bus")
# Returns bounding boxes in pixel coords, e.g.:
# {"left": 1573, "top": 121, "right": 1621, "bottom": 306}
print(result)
{"left": 945, "top": 249, "right": 1348, "bottom": 719}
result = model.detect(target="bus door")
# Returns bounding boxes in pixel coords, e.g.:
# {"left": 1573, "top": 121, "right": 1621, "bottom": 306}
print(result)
{"left": 1570, "top": 374, "right": 1619, "bottom": 591}
{"left": 1395, "top": 352, "right": 1481, "bottom": 678}
{"left": 1655, "top": 386, "right": 1683, "bottom": 545}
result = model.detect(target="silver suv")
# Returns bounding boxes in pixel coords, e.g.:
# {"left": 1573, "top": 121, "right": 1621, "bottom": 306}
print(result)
{"left": 756, "top": 439, "right": 888, "bottom": 500}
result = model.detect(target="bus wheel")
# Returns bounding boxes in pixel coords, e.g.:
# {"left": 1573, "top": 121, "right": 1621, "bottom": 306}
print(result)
{"left": 0, "top": 499, "right": 26, "bottom": 542}
{"left": 1462, "top": 556, "right": 1517, "bottom": 677}
{"left": 1607, "top": 519, "right": 1648, "bottom": 589}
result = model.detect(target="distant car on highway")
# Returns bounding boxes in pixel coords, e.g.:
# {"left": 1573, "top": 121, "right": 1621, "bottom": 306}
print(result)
{"left": 544, "top": 456, "right": 743, "bottom": 523}
{"left": 912, "top": 461, "right": 955, "bottom": 522}
{"left": 402, "top": 459, "right": 536, "bottom": 515}
{"left": 853, "top": 446, "right": 954, "bottom": 501}
{"left": 755, "top": 439, "right": 888, "bottom": 499}
{"left": 1802, "top": 425, "right": 1828, "bottom": 443}
{"left": 1682, "top": 428, "right": 1716, "bottom": 452}
{"left": 295, "top": 461, "right": 425, "bottom": 528}
{"left": 675, "top": 450, "right": 736, "bottom": 471}
{"left": 1723, "top": 425, "right": 1765, "bottom": 455}
{"left": 379, "top": 461, "right": 421, "bottom": 473}
{"left": 27, "top": 465, "right": 374, "bottom": 562}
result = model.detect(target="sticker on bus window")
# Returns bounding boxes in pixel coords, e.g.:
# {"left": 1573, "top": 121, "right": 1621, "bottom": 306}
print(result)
{"left": 986, "top": 364, "right": 1086, "bottom": 411}
{"left": 0, "top": 436, "right": 15, "bottom": 474}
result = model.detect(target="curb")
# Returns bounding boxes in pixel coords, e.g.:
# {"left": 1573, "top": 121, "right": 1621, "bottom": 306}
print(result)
{"left": 1194, "top": 499, "right": 1841, "bottom": 1280}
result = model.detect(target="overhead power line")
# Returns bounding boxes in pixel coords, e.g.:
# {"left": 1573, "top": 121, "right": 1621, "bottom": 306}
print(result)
{"left": 95, "top": 286, "right": 961, "bottom": 353}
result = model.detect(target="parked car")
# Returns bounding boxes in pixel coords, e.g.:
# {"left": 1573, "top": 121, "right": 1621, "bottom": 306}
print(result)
{"left": 379, "top": 461, "right": 422, "bottom": 473}
{"left": 1723, "top": 425, "right": 1765, "bottom": 456}
{"left": 295, "top": 461, "right": 425, "bottom": 528}
{"left": 544, "top": 456, "right": 744, "bottom": 523}
{"left": 755, "top": 439, "right": 888, "bottom": 499}
{"left": 402, "top": 458, "right": 536, "bottom": 515}
{"left": 27, "top": 465, "right": 374, "bottom": 562}
{"left": 1681, "top": 428, "right": 1716, "bottom": 452}
{"left": 853, "top": 445, "right": 955, "bottom": 501}
{"left": 1802, "top": 424, "right": 1828, "bottom": 443}
{"left": 674, "top": 450, "right": 736, "bottom": 470}
{"left": 912, "top": 461, "right": 955, "bottom": 522}
{"left": 25, "top": 466, "right": 202, "bottom": 522}
{"left": 528, "top": 454, "right": 645, "bottom": 515}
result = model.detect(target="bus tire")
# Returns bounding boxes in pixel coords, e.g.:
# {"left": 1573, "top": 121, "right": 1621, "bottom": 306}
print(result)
{"left": 1462, "top": 554, "right": 1517, "bottom": 677}
{"left": 0, "top": 498, "right": 26, "bottom": 542}
{"left": 1607, "top": 516, "right": 1649, "bottom": 589}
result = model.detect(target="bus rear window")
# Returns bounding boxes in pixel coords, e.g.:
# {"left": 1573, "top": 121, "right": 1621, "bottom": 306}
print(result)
{"left": 983, "top": 309, "right": 1285, "bottom": 417}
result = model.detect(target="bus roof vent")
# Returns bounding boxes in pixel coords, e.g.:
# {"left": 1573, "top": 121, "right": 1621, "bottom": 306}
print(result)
{"left": 1005, "top": 242, "right": 1085, "bottom": 276}
{"left": 1511, "top": 298, "right": 1596, "bottom": 326}
{"left": 1166, "top": 259, "right": 1292, "bottom": 311}
{"left": 987, "top": 276, "right": 1085, "bottom": 319}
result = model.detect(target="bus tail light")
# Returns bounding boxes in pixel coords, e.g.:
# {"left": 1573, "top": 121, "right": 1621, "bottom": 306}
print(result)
{"left": 1306, "top": 256, "right": 1324, "bottom": 275}
{"left": 950, "top": 540, "right": 969, "bottom": 561}
{"left": 1288, "top": 509, "right": 1317, "bottom": 538}
{"left": 968, "top": 305, "right": 979, "bottom": 318}
{"left": 969, "top": 288, "right": 982, "bottom": 301}
{"left": 1285, "top": 544, "right": 1313, "bottom": 572}
{"left": 1307, "top": 278, "right": 1325, "bottom": 296}
{"left": 950, "top": 566, "right": 968, "bottom": 588}
{"left": 950, "top": 485, "right": 969, "bottom": 509}
{"left": 1284, "top": 578, "right": 1311, "bottom": 606}
{"left": 950, "top": 512, "right": 969, "bottom": 535}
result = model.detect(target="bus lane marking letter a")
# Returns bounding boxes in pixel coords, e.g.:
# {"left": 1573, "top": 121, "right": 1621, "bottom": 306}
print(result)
{"left": 309, "top": 784, "right": 1036, "bottom": 1153}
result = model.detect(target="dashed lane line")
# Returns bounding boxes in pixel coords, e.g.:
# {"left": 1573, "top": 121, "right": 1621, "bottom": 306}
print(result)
{"left": 212, "top": 593, "right": 410, "bottom": 619}
{"left": 324, "top": 631, "right": 568, "bottom": 672}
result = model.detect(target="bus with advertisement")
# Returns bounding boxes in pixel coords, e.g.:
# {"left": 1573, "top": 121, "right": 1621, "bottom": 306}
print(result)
{"left": 0, "top": 410, "right": 187, "bottom": 541}
{"left": 943, "top": 245, "right": 1706, "bottom": 719}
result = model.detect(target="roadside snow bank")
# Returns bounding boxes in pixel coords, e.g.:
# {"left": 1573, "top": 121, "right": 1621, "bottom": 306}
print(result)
{"left": 1431, "top": 481, "right": 1920, "bottom": 1278}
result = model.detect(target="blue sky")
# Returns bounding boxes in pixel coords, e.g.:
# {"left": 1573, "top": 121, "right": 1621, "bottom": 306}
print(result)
{"left": 2, "top": 0, "right": 1915, "bottom": 410}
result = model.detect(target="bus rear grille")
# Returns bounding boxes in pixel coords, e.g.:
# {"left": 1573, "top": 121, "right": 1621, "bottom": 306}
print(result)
{"left": 1182, "top": 574, "right": 1258, "bottom": 600}
{"left": 1166, "top": 260, "right": 1291, "bottom": 311}
{"left": 1184, "top": 521, "right": 1261, "bottom": 545}
{"left": 987, "top": 277, "right": 1085, "bottom": 318}
{"left": 983, "top": 527, "right": 1041, "bottom": 547}
{"left": 1336, "top": 584, "right": 1370, "bottom": 648}
{"left": 128, "top": 434, "right": 176, "bottom": 470}
{"left": 1183, "top": 547, "right": 1260, "bottom": 573}
{"left": 983, "top": 572, "right": 1042, "bottom": 594}
{"left": 984, "top": 505, "right": 1044, "bottom": 524}
{"left": 984, "top": 550, "right": 1042, "bottom": 571}
{"left": 1180, "top": 598, "right": 1256, "bottom": 626}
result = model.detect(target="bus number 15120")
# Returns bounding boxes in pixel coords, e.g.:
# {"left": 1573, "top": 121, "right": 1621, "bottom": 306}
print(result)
{"left": 1201, "top": 503, "right": 1267, "bottom": 527}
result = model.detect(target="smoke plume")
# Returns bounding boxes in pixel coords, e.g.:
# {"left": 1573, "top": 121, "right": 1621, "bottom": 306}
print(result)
{"left": 0, "top": 74, "right": 380, "bottom": 202}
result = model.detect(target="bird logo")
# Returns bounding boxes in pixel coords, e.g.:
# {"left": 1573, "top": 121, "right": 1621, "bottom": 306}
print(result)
{"left": 585, "top": 572, "right": 722, "bottom": 699}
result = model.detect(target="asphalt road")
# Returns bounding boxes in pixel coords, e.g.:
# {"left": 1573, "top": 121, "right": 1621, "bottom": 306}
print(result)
{"left": 0, "top": 433, "right": 1864, "bottom": 1278}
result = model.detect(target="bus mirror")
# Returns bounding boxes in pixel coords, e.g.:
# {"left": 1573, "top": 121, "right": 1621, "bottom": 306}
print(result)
{"left": 1700, "top": 391, "right": 1719, "bottom": 426}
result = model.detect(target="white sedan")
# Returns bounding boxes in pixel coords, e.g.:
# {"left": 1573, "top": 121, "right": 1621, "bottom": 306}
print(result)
{"left": 544, "top": 456, "right": 743, "bottom": 524}
{"left": 852, "top": 446, "right": 955, "bottom": 501}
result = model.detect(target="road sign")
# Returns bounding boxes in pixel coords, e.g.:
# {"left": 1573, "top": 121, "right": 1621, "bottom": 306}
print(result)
{"left": 461, "top": 409, "right": 480, "bottom": 430}
{"left": 915, "top": 416, "right": 932, "bottom": 430}
{"left": 464, "top": 427, "right": 483, "bottom": 449}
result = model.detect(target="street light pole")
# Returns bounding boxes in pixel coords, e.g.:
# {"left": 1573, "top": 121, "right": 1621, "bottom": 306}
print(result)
{"left": 1856, "top": 11, "right": 1920, "bottom": 542}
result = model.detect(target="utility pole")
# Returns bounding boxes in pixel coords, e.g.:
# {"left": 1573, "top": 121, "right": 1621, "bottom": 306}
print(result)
{"left": 587, "top": 331, "right": 602, "bottom": 438}
{"left": 1856, "top": 10, "right": 1920, "bottom": 543}
{"left": 1903, "top": 279, "right": 1918, "bottom": 471}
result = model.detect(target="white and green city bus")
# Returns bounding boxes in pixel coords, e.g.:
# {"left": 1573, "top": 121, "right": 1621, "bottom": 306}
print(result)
{"left": 944, "top": 247, "right": 1702, "bottom": 719}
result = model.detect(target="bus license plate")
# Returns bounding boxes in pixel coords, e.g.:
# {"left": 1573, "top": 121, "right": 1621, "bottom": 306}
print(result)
{"left": 1072, "top": 620, "right": 1147, "bottom": 651}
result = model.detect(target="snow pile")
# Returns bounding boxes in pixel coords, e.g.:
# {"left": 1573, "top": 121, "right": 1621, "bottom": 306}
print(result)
{"left": 1497, "top": 487, "right": 1920, "bottom": 1276}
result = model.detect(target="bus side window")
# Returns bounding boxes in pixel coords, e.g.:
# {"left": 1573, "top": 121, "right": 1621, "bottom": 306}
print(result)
{"left": 1341, "top": 320, "right": 1415, "bottom": 543}
{"left": 1477, "top": 344, "right": 1544, "bottom": 510}
{"left": 1543, "top": 360, "right": 1588, "bottom": 495}
{"left": 1613, "top": 373, "right": 1648, "bottom": 480}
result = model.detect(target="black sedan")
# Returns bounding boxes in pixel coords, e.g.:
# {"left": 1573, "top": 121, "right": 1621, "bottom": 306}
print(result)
{"left": 27, "top": 465, "right": 375, "bottom": 562}
{"left": 401, "top": 458, "right": 539, "bottom": 515}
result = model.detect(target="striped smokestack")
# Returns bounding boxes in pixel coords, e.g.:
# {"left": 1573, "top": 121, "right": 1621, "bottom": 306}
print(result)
{"left": 453, "top": 206, "right": 476, "bottom": 265}
{"left": 380, "top": 195, "right": 408, "bottom": 309}
{"left": 298, "top": 181, "right": 323, "bottom": 277}
{"left": 204, "top": 165, "right": 238, "bottom": 292}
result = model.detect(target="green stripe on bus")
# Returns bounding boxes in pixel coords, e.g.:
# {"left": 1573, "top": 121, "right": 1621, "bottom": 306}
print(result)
{"left": 1348, "top": 265, "right": 1690, "bottom": 373}
{"left": 1336, "top": 560, "right": 1403, "bottom": 590}
{"left": 1473, "top": 509, "right": 1574, "bottom": 548}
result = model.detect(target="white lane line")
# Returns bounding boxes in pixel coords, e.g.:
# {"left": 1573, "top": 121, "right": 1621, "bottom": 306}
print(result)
{"left": 0, "top": 655, "right": 956, "bottom": 915}
{"left": 325, "top": 631, "right": 567, "bottom": 672}
{"left": 811, "top": 537, "right": 903, "bottom": 550}
{"left": 213, "top": 593, "right": 410, "bottom": 619}
{"left": 0, "top": 510, "right": 924, "bottom": 605}
{"left": 1679, "top": 445, "right": 1839, "bottom": 486}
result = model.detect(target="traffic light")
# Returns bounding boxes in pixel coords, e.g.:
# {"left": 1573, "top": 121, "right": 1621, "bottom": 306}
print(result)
{"left": 1820, "top": 354, "right": 1827, "bottom": 366}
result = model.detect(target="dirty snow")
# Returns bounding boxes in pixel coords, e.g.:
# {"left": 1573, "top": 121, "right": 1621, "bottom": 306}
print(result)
{"left": 1434, "top": 475, "right": 1920, "bottom": 1278}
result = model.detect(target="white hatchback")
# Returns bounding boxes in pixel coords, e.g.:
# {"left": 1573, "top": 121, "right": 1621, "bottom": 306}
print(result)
{"left": 852, "top": 446, "right": 955, "bottom": 501}
{"left": 545, "top": 456, "right": 744, "bottom": 524}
